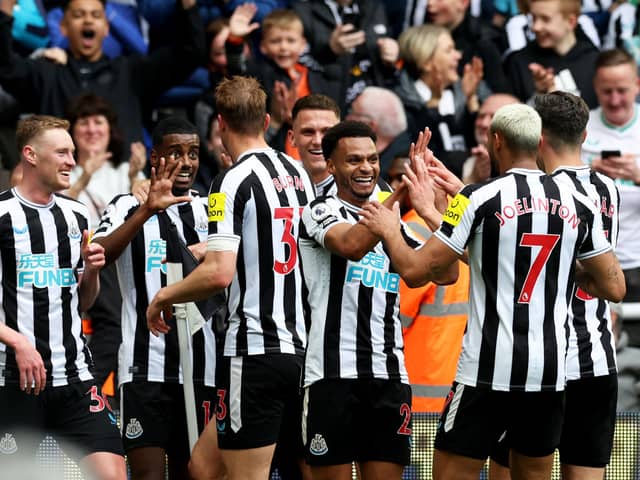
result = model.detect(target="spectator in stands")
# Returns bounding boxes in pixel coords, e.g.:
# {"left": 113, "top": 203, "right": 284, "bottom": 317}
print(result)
{"left": 65, "top": 93, "right": 146, "bottom": 228}
{"left": 602, "top": 1, "right": 637, "bottom": 50}
{"left": 0, "top": 0, "right": 205, "bottom": 148}
{"left": 224, "top": 5, "right": 332, "bottom": 153}
{"left": 346, "top": 86, "right": 411, "bottom": 177}
{"left": 503, "top": 0, "right": 600, "bottom": 107}
{"left": 580, "top": 48, "right": 640, "bottom": 410}
{"left": 386, "top": 151, "right": 470, "bottom": 414}
{"left": 396, "top": 24, "right": 483, "bottom": 178}
{"left": 426, "top": 0, "right": 509, "bottom": 94}
{"left": 462, "top": 92, "right": 519, "bottom": 184}
{"left": 292, "top": 0, "right": 401, "bottom": 110}
{"left": 503, "top": 0, "right": 601, "bottom": 55}
{"left": 46, "top": 0, "right": 148, "bottom": 58}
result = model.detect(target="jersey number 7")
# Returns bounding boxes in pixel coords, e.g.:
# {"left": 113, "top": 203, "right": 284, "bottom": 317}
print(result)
{"left": 518, "top": 233, "right": 560, "bottom": 304}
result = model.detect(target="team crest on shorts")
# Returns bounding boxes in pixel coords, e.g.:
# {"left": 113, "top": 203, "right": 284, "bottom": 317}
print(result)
{"left": 309, "top": 433, "right": 328, "bottom": 455}
{"left": 125, "top": 418, "right": 144, "bottom": 439}
{"left": 0, "top": 433, "right": 17, "bottom": 454}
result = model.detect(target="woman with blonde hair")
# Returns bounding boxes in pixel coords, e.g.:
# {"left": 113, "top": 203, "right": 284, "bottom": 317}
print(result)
{"left": 395, "top": 24, "right": 483, "bottom": 178}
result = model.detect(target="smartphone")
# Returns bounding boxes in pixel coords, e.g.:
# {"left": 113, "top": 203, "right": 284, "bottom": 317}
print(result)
{"left": 601, "top": 150, "right": 621, "bottom": 159}
{"left": 341, "top": 11, "right": 360, "bottom": 29}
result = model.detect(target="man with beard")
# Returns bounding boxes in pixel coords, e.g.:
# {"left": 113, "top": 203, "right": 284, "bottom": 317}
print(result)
{"left": 93, "top": 117, "right": 221, "bottom": 480}
{"left": 297, "top": 121, "right": 452, "bottom": 480}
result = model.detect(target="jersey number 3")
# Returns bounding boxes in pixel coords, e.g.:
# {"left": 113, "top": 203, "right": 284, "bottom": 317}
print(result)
{"left": 518, "top": 233, "right": 560, "bottom": 304}
{"left": 274, "top": 207, "right": 303, "bottom": 274}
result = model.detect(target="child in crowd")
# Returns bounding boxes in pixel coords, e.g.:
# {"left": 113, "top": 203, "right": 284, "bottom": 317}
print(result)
{"left": 225, "top": 4, "right": 333, "bottom": 155}
{"left": 504, "top": 0, "right": 599, "bottom": 107}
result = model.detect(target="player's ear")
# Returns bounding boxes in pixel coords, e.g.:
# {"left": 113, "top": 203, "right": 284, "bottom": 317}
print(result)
{"left": 327, "top": 158, "right": 336, "bottom": 175}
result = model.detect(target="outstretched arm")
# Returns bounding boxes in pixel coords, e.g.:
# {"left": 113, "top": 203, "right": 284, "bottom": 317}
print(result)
{"left": 94, "top": 156, "right": 191, "bottom": 264}
{"left": 360, "top": 201, "right": 459, "bottom": 287}
{"left": 147, "top": 249, "right": 236, "bottom": 336}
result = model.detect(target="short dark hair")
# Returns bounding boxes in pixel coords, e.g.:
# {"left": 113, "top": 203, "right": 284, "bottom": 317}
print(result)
{"left": 151, "top": 117, "right": 198, "bottom": 148}
{"left": 291, "top": 94, "right": 341, "bottom": 123}
{"left": 321, "top": 120, "right": 377, "bottom": 160}
{"left": 595, "top": 48, "right": 636, "bottom": 71}
{"left": 215, "top": 76, "right": 267, "bottom": 135}
{"left": 534, "top": 91, "right": 589, "bottom": 151}
{"left": 65, "top": 93, "right": 124, "bottom": 165}
{"left": 63, "top": 0, "right": 106, "bottom": 11}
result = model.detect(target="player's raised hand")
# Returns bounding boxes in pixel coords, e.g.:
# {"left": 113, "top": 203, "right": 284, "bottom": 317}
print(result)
{"left": 147, "top": 156, "right": 192, "bottom": 212}
{"left": 427, "top": 157, "right": 464, "bottom": 197}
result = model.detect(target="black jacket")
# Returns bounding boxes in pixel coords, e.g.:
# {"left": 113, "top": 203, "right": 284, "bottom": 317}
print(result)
{"left": 0, "top": 5, "right": 205, "bottom": 145}
{"left": 225, "top": 40, "right": 335, "bottom": 103}
{"left": 451, "top": 11, "right": 509, "bottom": 95}
{"left": 503, "top": 37, "right": 599, "bottom": 108}
{"left": 292, "top": 0, "right": 398, "bottom": 109}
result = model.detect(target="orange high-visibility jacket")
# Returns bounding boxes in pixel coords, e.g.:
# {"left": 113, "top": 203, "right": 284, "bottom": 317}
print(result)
{"left": 400, "top": 209, "right": 470, "bottom": 413}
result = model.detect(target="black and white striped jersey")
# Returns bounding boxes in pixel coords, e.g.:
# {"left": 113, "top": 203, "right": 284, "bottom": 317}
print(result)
{"left": 434, "top": 169, "right": 611, "bottom": 392}
{"left": 208, "top": 148, "right": 315, "bottom": 357}
{"left": 0, "top": 189, "right": 93, "bottom": 387}
{"left": 93, "top": 192, "right": 216, "bottom": 387}
{"left": 552, "top": 166, "right": 619, "bottom": 380}
{"left": 299, "top": 195, "right": 421, "bottom": 387}
{"left": 603, "top": 3, "right": 637, "bottom": 50}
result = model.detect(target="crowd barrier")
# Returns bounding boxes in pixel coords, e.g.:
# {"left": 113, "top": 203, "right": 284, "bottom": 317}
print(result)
{"left": 33, "top": 412, "right": 640, "bottom": 479}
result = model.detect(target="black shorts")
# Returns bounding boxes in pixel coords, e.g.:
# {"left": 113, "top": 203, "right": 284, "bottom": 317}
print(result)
{"left": 303, "top": 378, "right": 412, "bottom": 466}
{"left": 435, "top": 382, "right": 565, "bottom": 460}
{"left": 0, "top": 381, "right": 123, "bottom": 459}
{"left": 215, "top": 354, "right": 304, "bottom": 451}
{"left": 559, "top": 374, "right": 617, "bottom": 467}
{"left": 120, "top": 381, "right": 216, "bottom": 458}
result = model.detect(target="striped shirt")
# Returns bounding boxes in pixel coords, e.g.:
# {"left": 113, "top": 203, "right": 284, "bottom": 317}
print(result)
{"left": 0, "top": 189, "right": 93, "bottom": 387}
{"left": 93, "top": 192, "right": 216, "bottom": 387}
{"left": 435, "top": 169, "right": 611, "bottom": 392}
{"left": 300, "top": 195, "right": 420, "bottom": 387}
{"left": 552, "top": 166, "right": 619, "bottom": 380}
{"left": 208, "top": 148, "right": 314, "bottom": 357}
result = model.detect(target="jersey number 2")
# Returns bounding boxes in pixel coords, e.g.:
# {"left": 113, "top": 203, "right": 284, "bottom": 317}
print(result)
{"left": 518, "top": 233, "right": 560, "bottom": 304}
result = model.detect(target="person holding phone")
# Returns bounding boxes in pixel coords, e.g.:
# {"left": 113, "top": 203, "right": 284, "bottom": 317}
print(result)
{"left": 292, "top": 0, "right": 400, "bottom": 110}
{"left": 581, "top": 48, "right": 640, "bottom": 411}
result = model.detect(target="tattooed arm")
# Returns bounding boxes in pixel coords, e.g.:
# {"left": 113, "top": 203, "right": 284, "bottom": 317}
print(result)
{"left": 577, "top": 252, "right": 626, "bottom": 302}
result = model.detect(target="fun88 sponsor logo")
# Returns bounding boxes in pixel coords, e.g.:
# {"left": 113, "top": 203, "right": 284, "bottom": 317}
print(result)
{"left": 17, "top": 254, "right": 76, "bottom": 288}
{"left": 345, "top": 251, "right": 400, "bottom": 293}
{"left": 146, "top": 239, "right": 167, "bottom": 274}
